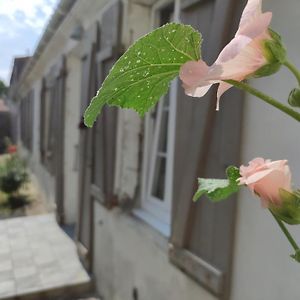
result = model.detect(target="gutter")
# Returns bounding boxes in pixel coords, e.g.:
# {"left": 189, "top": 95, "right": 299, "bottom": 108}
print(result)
{"left": 15, "top": 0, "right": 76, "bottom": 98}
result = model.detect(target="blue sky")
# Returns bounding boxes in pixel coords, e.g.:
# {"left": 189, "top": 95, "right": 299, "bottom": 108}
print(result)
{"left": 0, "top": 0, "right": 59, "bottom": 84}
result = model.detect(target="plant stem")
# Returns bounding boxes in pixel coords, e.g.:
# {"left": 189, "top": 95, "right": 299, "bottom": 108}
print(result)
{"left": 270, "top": 210, "right": 300, "bottom": 252}
{"left": 225, "top": 79, "right": 300, "bottom": 122}
{"left": 283, "top": 60, "right": 300, "bottom": 86}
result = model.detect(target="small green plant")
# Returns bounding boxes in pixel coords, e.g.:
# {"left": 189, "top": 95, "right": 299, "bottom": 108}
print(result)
{"left": 5, "top": 195, "right": 30, "bottom": 210}
{"left": 0, "top": 154, "right": 29, "bottom": 211}
{"left": 0, "top": 154, "right": 28, "bottom": 193}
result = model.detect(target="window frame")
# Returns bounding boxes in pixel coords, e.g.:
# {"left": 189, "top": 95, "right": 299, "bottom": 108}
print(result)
{"left": 138, "top": 0, "right": 179, "bottom": 234}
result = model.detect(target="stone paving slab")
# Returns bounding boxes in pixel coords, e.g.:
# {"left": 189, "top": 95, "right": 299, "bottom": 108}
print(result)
{"left": 0, "top": 214, "right": 90, "bottom": 299}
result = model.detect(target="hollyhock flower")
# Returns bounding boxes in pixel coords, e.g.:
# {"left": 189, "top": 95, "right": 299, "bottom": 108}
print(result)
{"left": 179, "top": 0, "right": 284, "bottom": 109}
{"left": 238, "top": 158, "right": 292, "bottom": 207}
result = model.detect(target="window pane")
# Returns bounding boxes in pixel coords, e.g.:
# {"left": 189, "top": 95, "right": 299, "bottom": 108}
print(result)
{"left": 151, "top": 156, "right": 166, "bottom": 200}
{"left": 158, "top": 109, "right": 169, "bottom": 153}
{"left": 163, "top": 91, "right": 170, "bottom": 108}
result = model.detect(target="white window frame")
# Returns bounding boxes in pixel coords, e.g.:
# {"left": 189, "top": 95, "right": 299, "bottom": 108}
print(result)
{"left": 136, "top": 0, "right": 180, "bottom": 236}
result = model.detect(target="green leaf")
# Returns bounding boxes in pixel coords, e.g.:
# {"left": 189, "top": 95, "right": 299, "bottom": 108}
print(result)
{"left": 84, "top": 23, "right": 202, "bottom": 127}
{"left": 267, "top": 28, "right": 287, "bottom": 63}
{"left": 288, "top": 88, "right": 300, "bottom": 108}
{"left": 270, "top": 189, "right": 300, "bottom": 225}
{"left": 193, "top": 166, "right": 240, "bottom": 202}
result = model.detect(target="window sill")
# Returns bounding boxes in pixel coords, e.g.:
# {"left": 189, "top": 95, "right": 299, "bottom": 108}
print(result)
{"left": 132, "top": 208, "right": 171, "bottom": 238}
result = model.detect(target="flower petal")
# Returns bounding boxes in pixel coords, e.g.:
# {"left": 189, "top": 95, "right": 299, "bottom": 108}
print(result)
{"left": 182, "top": 83, "right": 213, "bottom": 98}
{"left": 238, "top": 0, "right": 263, "bottom": 30}
{"left": 254, "top": 170, "right": 291, "bottom": 205}
{"left": 243, "top": 168, "right": 274, "bottom": 185}
{"left": 237, "top": 12, "right": 272, "bottom": 39}
{"left": 179, "top": 60, "right": 210, "bottom": 87}
{"left": 216, "top": 35, "right": 252, "bottom": 64}
{"left": 217, "top": 37, "right": 267, "bottom": 80}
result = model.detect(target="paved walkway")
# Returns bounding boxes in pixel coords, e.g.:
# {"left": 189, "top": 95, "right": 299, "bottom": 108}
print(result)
{"left": 0, "top": 214, "right": 90, "bottom": 299}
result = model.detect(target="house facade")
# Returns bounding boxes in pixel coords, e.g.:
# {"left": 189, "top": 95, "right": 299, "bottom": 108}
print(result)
{"left": 11, "top": 0, "right": 300, "bottom": 300}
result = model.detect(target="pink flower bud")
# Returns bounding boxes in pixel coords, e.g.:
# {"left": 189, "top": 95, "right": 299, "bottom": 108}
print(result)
{"left": 239, "top": 158, "right": 292, "bottom": 207}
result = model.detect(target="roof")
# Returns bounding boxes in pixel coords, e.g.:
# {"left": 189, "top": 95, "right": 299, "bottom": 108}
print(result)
{"left": 9, "top": 56, "right": 31, "bottom": 86}
{"left": 19, "top": 0, "right": 76, "bottom": 86}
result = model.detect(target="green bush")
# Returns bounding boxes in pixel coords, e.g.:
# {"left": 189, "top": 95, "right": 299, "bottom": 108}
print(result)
{"left": 6, "top": 194, "right": 30, "bottom": 210}
{"left": 0, "top": 155, "right": 29, "bottom": 194}
{"left": 0, "top": 194, "right": 30, "bottom": 210}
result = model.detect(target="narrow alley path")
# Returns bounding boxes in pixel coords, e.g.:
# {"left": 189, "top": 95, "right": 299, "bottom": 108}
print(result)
{"left": 0, "top": 214, "right": 91, "bottom": 299}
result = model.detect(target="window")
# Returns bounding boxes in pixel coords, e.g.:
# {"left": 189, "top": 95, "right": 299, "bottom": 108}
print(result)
{"left": 139, "top": 1, "right": 178, "bottom": 235}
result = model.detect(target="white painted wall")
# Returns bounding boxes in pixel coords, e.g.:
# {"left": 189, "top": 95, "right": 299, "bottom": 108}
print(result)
{"left": 231, "top": 1, "right": 300, "bottom": 299}
{"left": 93, "top": 202, "right": 217, "bottom": 300}
{"left": 63, "top": 54, "right": 81, "bottom": 224}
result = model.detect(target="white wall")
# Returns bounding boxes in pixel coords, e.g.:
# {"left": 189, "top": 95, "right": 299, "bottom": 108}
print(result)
{"left": 93, "top": 202, "right": 217, "bottom": 300}
{"left": 63, "top": 54, "right": 81, "bottom": 224}
{"left": 231, "top": 1, "right": 300, "bottom": 299}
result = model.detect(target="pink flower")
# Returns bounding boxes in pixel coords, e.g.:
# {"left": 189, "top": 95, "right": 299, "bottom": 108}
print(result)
{"left": 179, "top": 0, "right": 273, "bottom": 110}
{"left": 239, "top": 158, "right": 292, "bottom": 207}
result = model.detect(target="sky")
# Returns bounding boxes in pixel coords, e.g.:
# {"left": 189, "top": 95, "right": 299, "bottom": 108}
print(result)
{"left": 0, "top": 0, "right": 59, "bottom": 84}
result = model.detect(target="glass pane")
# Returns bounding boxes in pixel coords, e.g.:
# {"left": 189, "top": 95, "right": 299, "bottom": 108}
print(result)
{"left": 158, "top": 109, "right": 169, "bottom": 153}
{"left": 151, "top": 156, "right": 166, "bottom": 200}
{"left": 92, "top": 120, "right": 105, "bottom": 188}
{"left": 163, "top": 91, "right": 170, "bottom": 109}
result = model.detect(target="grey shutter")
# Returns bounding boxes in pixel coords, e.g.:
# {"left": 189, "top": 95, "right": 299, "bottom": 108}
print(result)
{"left": 28, "top": 90, "right": 34, "bottom": 152}
{"left": 53, "top": 57, "right": 67, "bottom": 224}
{"left": 90, "top": 0, "right": 123, "bottom": 208}
{"left": 0, "top": 111, "right": 11, "bottom": 153}
{"left": 47, "top": 69, "right": 57, "bottom": 175}
{"left": 42, "top": 70, "right": 55, "bottom": 171}
{"left": 20, "top": 91, "right": 34, "bottom": 151}
{"left": 169, "top": 0, "right": 245, "bottom": 299}
{"left": 77, "top": 1, "right": 123, "bottom": 272}
{"left": 20, "top": 100, "right": 24, "bottom": 146}
{"left": 40, "top": 78, "right": 46, "bottom": 163}
{"left": 77, "top": 23, "right": 100, "bottom": 272}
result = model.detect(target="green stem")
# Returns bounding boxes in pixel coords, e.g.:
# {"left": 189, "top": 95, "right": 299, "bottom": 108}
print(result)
{"left": 283, "top": 60, "right": 300, "bottom": 86}
{"left": 225, "top": 79, "right": 300, "bottom": 122}
{"left": 270, "top": 210, "right": 299, "bottom": 252}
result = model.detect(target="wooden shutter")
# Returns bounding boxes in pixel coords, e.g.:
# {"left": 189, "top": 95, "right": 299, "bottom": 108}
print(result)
{"left": 53, "top": 57, "right": 67, "bottom": 223}
{"left": 40, "top": 71, "right": 55, "bottom": 170}
{"left": 0, "top": 111, "right": 11, "bottom": 153}
{"left": 20, "top": 91, "right": 34, "bottom": 151}
{"left": 20, "top": 99, "right": 24, "bottom": 145}
{"left": 40, "top": 78, "right": 46, "bottom": 163}
{"left": 77, "top": 22, "right": 100, "bottom": 272}
{"left": 47, "top": 68, "right": 57, "bottom": 175}
{"left": 169, "top": 0, "right": 245, "bottom": 299}
{"left": 77, "top": 1, "right": 123, "bottom": 272}
{"left": 28, "top": 90, "right": 34, "bottom": 152}
{"left": 90, "top": 0, "right": 123, "bottom": 208}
